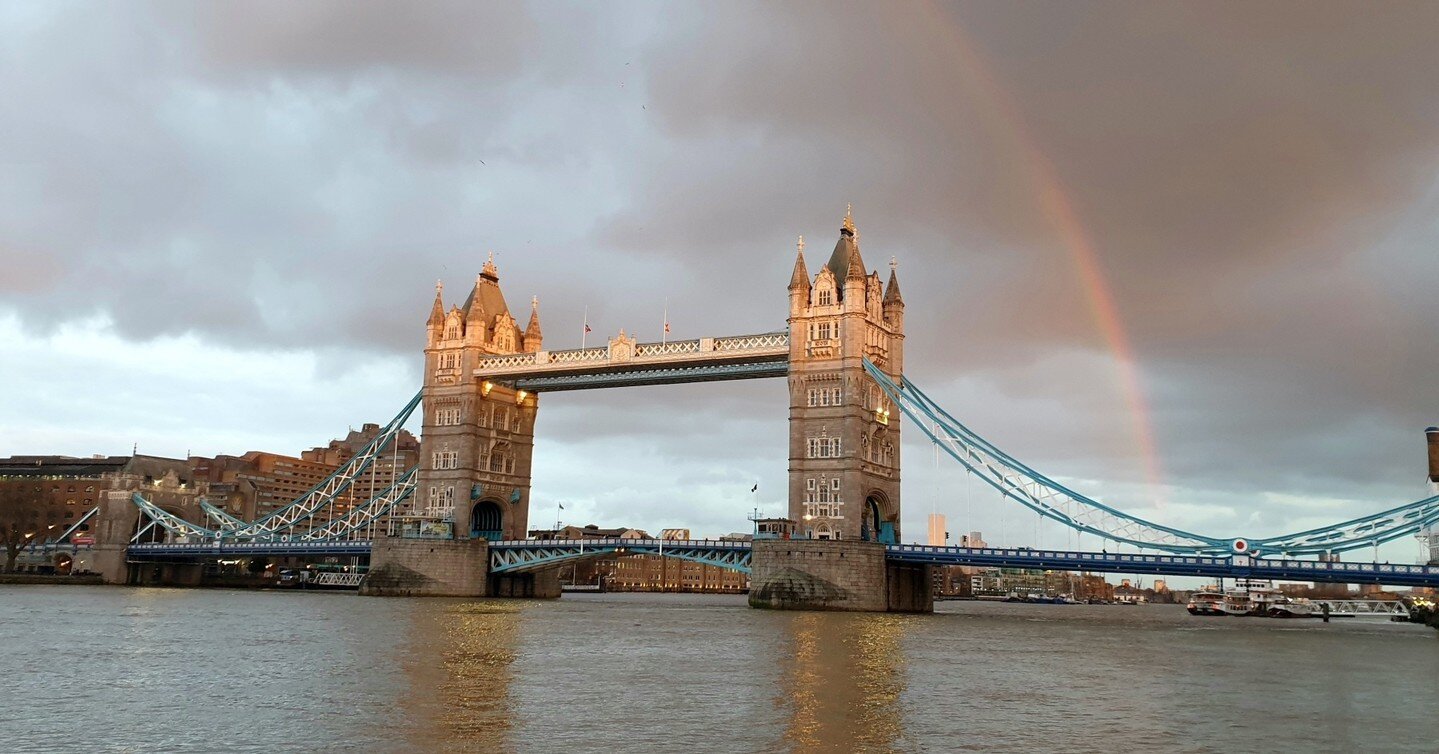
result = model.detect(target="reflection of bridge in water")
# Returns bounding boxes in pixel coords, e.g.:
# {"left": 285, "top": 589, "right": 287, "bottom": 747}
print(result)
{"left": 85, "top": 208, "right": 1439, "bottom": 610}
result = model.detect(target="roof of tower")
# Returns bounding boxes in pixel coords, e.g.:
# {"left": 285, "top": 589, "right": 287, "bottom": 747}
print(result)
{"left": 465, "top": 274, "right": 488, "bottom": 322}
{"left": 525, "top": 296, "right": 542, "bottom": 336}
{"left": 461, "top": 252, "right": 511, "bottom": 322}
{"left": 427, "top": 281, "right": 445, "bottom": 326}
{"left": 789, "top": 235, "right": 811, "bottom": 291}
{"left": 825, "top": 205, "right": 866, "bottom": 285}
{"left": 884, "top": 263, "right": 904, "bottom": 305}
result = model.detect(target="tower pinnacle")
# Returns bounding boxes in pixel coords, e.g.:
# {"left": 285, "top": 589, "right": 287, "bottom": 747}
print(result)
{"left": 789, "top": 235, "right": 811, "bottom": 292}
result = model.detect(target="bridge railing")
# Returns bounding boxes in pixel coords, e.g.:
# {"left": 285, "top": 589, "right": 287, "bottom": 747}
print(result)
{"left": 491, "top": 537, "right": 752, "bottom": 550}
{"left": 885, "top": 543, "right": 1439, "bottom": 578}
{"left": 475, "top": 332, "right": 789, "bottom": 377}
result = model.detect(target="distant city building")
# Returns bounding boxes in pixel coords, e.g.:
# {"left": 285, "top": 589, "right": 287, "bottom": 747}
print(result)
{"left": 529, "top": 524, "right": 649, "bottom": 540}
{"left": 926, "top": 513, "right": 946, "bottom": 546}
{"left": 541, "top": 523, "right": 748, "bottom": 593}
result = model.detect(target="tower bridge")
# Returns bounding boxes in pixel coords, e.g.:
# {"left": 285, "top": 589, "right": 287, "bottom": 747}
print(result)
{"left": 105, "top": 206, "right": 1439, "bottom": 612}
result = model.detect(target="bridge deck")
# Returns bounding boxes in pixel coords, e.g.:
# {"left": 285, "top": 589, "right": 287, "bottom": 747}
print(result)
{"left": 127, "top": 541, "right": 374, "bottom": 559}
{"left": 490, "top": 538, "right": 753, "bottom": 573}
{"left": 885, "top": 544, "right": 1439, "bottom": 588}
{"left": 122, "top": 539, "right": 1439, "bottom": 589}
{"left": 474, "top": 332, "right": 789, "bottom": 391}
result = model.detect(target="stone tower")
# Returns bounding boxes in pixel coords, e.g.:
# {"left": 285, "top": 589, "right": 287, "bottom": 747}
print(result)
{"left": 418, "top": 254, "right": 542, "bottom": 541}
{"left": 786, "top": 207, "right": 905, "bottom": 542}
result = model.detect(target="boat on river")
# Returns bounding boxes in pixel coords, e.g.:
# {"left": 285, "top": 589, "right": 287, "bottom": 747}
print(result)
{"left": 1186, "top": 591, "right": 1225, "bottom": 615}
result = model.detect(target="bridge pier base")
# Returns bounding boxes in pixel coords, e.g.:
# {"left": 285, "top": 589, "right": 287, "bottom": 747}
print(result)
{"left": 489, "top": 570, "right": 561, "bottom": 598}
{"left": 131, "top": 561, "right": 203, "bottom": 587}
{"left": 361, "top": 538, "right": 492, "bottom": 597}
{"left": 748, "top": 540, "right": 932, "bottom": 613}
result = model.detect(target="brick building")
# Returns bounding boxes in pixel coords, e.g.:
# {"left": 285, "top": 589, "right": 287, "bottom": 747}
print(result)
{"left": 189, "top": 426, "right": 420, "bottom": 525}
{"left": 0, "top": 454, "right": 198, "bottom": 571}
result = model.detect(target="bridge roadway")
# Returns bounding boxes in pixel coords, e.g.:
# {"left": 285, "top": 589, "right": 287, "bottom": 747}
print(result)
{"left": 127, "top": 539, "right": 1439, "bottom": 588}
{"left": 473, "top": 331, "right": 789, "bottom": 392}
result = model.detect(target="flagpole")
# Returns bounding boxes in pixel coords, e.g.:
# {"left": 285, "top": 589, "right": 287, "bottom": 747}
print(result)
{"left": 582, "top": 306, "right": 589, "bottom": 350}
{"left": 662, "top": 298, "right": 669, "bottom": 345}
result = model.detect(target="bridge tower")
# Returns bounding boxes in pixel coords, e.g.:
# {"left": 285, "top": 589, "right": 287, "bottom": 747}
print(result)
{"left": 786, "top": 207, "right": 905, "bottom": 542}
{"left": 417, "top": 254, "right": 541, "bottom": 542}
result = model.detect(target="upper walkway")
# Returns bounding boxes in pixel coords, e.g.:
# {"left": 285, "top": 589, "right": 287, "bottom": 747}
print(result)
{"left": 474, "top": 332, "right": 789, "bottom": 391}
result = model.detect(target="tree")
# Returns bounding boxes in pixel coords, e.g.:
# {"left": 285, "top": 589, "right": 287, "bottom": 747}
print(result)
{"left": 0, "top": 480, "right": 47, "bottom": 572}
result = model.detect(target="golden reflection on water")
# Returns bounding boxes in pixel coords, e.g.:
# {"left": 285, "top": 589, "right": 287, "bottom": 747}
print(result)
{"left": 779, "top": 612, "right": 910, "bottom": 753}
{"left": 400, "top": 600, "right": 523, "bottom": 753}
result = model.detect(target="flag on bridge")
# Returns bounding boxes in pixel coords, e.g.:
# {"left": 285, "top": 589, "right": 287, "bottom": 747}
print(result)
{"left": 558, "top": 502, "right": 565, "bottom": 510}
{"left": 751, "top": 484, "right": 758, "bottom": 493}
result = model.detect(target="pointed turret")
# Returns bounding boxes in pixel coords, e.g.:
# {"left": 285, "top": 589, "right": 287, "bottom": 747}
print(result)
{"left": 427, "top": 280, "right": 445, "bottom": 328}
{"left": 884, "top": 257, "right": 903, "bottom": 306}
{"left": 789, "top": 235, "right": 811, "bottom": 292}
{"left": 523, "top": 296, "right": 543, "bottom": 352}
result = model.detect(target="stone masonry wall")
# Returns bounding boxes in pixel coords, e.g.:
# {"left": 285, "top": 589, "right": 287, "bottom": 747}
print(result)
{"left": 361, "top": 538, "right": 490, "bottom": 597}
{"left": 750, "top": 539, "right": 930, "bottom": 612}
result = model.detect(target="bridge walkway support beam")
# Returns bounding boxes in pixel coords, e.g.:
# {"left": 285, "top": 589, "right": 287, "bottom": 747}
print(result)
{"left": 748, "top": 539, "right": 931, "bottom": 613}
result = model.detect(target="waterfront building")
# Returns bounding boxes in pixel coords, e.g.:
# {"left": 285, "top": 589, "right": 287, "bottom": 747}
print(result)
{"left": 532, "top": 523, "right": 750, "bottom": 593}
{"left": 0, "top": 454, "right": 198, "bottom": 572}
{"left": 190, "top": 451, "right": 339, "bottom": 522}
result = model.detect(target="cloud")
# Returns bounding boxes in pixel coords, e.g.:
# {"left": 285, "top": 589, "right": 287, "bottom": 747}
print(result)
{"left": 2, "top": 2, "right": 1436, "bottom": 549}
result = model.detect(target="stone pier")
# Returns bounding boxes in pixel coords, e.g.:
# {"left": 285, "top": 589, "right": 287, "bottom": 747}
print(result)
{"left": 747, "top": 539, "right": 932, "bottom": 613}
{"left": 361, "top": 538, "right": 559, "bottom": 598}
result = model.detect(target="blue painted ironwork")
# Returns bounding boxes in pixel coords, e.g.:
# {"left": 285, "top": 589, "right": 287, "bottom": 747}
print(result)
{"left": 50, "top": 506, "right": 100, "bottom": 546}
{"left": 208, "top": 390, "right": 423, "bottom": 538}
{"left": 489, "top": 538, "right": 752, "bottom": 574}
{"left": 302, "top": 468, "right": 416, "bottom": 540}
{"left": 864, "top": 360, "right": 1439, "bottom": 556}
{"left": 885, "top": 544, "right": 1439, "bottom": 589}
{"left": 200, "top": 500, "right": 246, "bottom": 529}
{"left": 128, "top": 540, "right": 374, "bottom": 559}
{"left": 129, "top": 468, "right": 417, "bottom": 544}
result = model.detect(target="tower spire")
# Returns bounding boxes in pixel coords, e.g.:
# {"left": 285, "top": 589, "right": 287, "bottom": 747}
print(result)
{"left": 884, "top": 257, "right": 904, "bottom": 305}
{"left": 428, "top": 280, "right": 445, "bottom": 326}
{"left": 789, "top": 235, "right": 811, "bottom": 292}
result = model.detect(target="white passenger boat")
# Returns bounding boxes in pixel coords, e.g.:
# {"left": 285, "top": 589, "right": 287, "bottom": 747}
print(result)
{"left": 1186, "top": 591, "right": 1226, "bottom": 616}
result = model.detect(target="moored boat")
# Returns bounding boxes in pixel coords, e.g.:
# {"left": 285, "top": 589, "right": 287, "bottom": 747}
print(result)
{"left": 1186, "top": 591, "right": 1225, "bottom": 615}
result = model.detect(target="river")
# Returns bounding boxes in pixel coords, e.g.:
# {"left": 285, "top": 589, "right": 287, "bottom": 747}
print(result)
{"left": 2, "top": 587, "right": 1435, "bottom": 753}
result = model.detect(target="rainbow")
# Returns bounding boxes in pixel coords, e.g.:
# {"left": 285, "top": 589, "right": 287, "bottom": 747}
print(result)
{"left": 923, "top": 5, "right": 1168, "bottom": 499}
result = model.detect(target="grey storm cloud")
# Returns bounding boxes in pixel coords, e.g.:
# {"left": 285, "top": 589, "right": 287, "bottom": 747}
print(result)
{"left": 3, "top": 1, "right": 1437, "bottom": 540}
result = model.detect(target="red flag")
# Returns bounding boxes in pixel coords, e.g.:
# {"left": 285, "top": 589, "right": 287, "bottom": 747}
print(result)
{"left": 664, "top": 322, "right": 670, "bottom": 334}
{"left": 584, "top": 323, "right": 592, "bottom": 333}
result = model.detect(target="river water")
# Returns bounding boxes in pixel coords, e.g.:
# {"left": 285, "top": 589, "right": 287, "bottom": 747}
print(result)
{"left": 3, "top": 586, "right": 1436, "bottom": 753}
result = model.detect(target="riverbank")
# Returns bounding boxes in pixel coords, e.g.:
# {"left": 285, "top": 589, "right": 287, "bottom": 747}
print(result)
{"left": 0, "top": 573, "right": 103, "bottom": 585}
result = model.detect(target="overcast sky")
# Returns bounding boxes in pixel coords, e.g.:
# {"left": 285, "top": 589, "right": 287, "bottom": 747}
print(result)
{"left": 2, "top": 2, "right": 1436, "bottom": 559}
